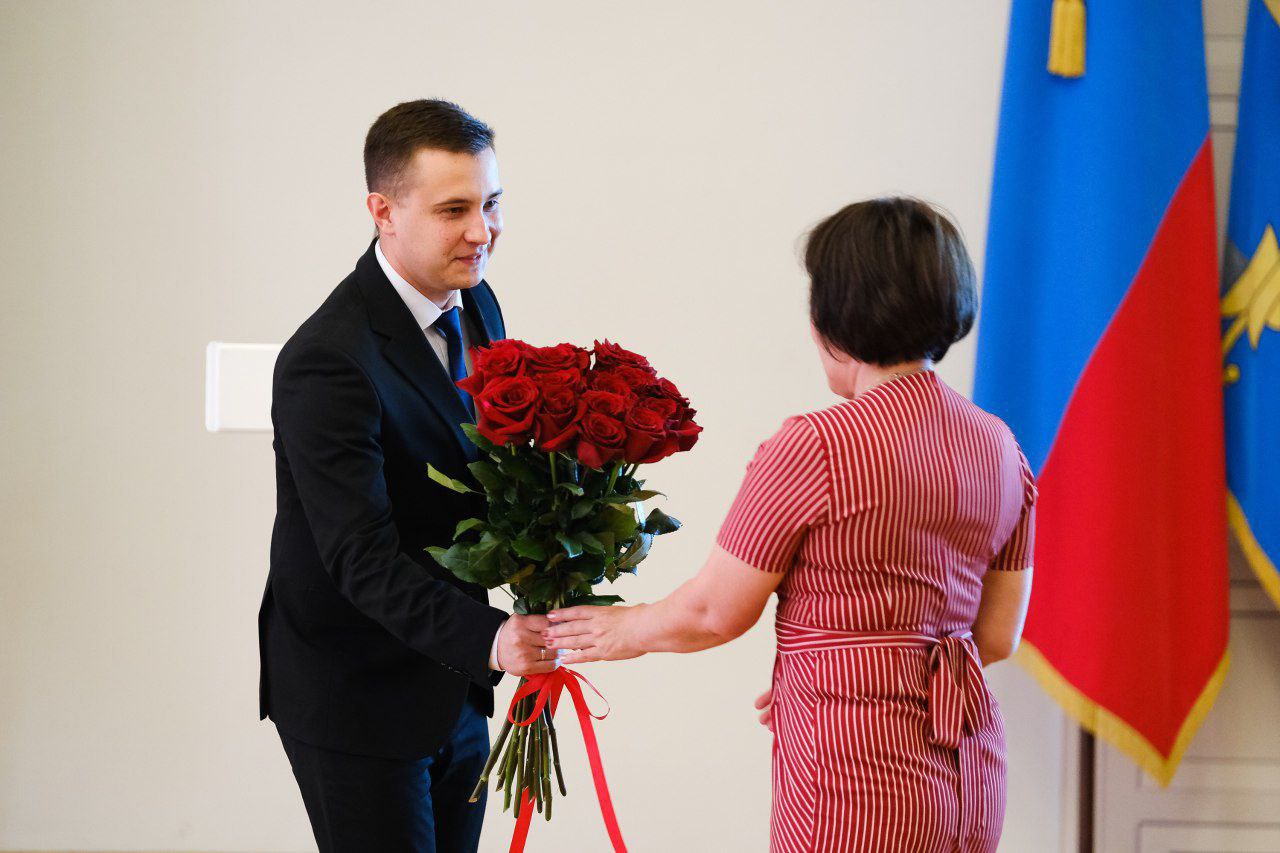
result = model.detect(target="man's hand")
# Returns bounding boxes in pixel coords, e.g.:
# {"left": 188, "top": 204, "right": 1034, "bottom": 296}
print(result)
{"left": 754, "top": 688, "right": 774, "bottom": 732}
{"left": 496, "top": 614, "right": 556, "bottom": 676}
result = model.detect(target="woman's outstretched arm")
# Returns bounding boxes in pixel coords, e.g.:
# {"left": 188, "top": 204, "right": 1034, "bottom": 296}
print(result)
{"left": 542, "top": 544, "right": 783, "bottom": 663}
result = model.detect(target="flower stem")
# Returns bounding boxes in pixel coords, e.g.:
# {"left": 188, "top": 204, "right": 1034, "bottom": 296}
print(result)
{"left": 540, "top": 711, "right": 553, "bottom": 820}
{"left": 533, "top": 715, "right": 544, "bottom": 814}
{"left": 545, "top": 704, "right": 568, "bottom": 796}
{"left": 513, "top": 719, "right": 528, "bottom": 818}
{"left": 470, "top": 714, "right": 514, "bottom": 802}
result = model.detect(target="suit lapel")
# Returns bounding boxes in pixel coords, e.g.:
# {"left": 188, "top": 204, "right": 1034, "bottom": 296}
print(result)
{"left": 355, "top": 243, "right": 475, "bottom": 457}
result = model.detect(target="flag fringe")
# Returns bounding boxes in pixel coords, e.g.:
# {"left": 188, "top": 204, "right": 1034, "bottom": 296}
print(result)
{"left": 1015, "top": 640, "right": 1229, "bottom": 786}
{"left": 1228, "top": 492, "right": 1280, "bottom": 611}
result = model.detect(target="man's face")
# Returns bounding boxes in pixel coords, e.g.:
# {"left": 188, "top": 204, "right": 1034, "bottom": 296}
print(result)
{"left": 376, "top": 146, "right": 503, "bottom": 298}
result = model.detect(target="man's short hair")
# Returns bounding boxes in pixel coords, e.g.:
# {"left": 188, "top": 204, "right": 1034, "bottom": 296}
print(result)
{"left": 804, "top": 197, "right": 977, "bottom": 365}
{"left": 364, "top": 99, "right": 495, "bottom": 198}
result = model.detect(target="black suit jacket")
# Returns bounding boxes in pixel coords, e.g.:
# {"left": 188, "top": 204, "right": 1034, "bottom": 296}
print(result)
{"left": 260, "top": 241, "right": 507, "bottom": 760}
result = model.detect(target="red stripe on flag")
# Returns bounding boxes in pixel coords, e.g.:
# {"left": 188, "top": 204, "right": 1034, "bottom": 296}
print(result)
{"left": 1026, "top": 138, "right": 1228, "bottom": 763}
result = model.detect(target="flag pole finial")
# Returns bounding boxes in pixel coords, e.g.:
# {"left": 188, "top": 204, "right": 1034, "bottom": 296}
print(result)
{"left": 1049, "top": 0, "right": 1086, "bottom": 78}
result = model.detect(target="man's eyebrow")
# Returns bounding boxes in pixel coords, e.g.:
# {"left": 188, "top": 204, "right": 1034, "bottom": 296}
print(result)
{"left": 432, "top": 188, "right": 503, "bottom": 207}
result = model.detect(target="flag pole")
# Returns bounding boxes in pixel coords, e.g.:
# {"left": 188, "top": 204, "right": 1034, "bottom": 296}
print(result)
{"left": 1078, "top": 728, "right": 1095, "bottom": 852}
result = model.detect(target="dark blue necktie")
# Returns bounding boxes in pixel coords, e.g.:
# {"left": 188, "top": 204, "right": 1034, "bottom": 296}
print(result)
{"left": 432, "top": 307, "right": 474, "bottom": 418}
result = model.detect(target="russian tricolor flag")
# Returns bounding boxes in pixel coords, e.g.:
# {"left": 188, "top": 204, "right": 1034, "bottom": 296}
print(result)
{"left": 975, "top": 1, "right": 1229, "bottom": 784}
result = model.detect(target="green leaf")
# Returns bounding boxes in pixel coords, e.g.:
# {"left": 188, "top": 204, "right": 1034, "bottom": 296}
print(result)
{"left": 454, "top": 517, "right": 485, "bottom": 539}
{"left": 617, "top": 532, "right": 654, "bottom": 570}
{"left": 526, "top": 575, "right": 560, "bottom": 606}
{"left": 508, "top": 563, "right": 537, "bottom": 585}
{"left": 557, "top": 482, "right": 585, "bottom": 496}
{"left": 599, "top": 503, "right": 639, "bottom": 540}
{"left": 503, "top": 504, "right": 535, "bottom": 527}
{"left": 568, "top": 551, "right": 606, "bottom": 576}
{"left": 513, "top": 597, "right": 530, "bottom": 615}
{"left": 642, "top": 508, "right": 682, "bottom": 535}
{"left": 555, "top": 532, "right": 583, "bottom": 559}
{"left": 467, "top": 533, "right": 506, "bottom": 587}
{"left": 427, "top": 464, "right": 477, "bottom": 494}
{"left": 570, "top": 499, "right": 597, "bottom": 520}
{"left": 606, "top": 489, "right": 665, "bottom": 504}
{"left": 571, "top": 594, "right": 624, "bottom": 607}
{"left": 593, "top": 530, "right": 616, "bottom": 557}
{"left": 468, "top": 460, "right": 507, "bottom": 493}
{"left": 577, "top": 531, "right": 605, "bottom": 555}
{"left": 461, "top": 422, "right": 498, "bottom": 452}
{"left": 498, "top": 454, "right": 545, "bottom": 487}
{"left": 511, "top": 537, "right": 548, "bottom": 561}
{"left": 427, "top": 542, "right": 477, "bottom": 582}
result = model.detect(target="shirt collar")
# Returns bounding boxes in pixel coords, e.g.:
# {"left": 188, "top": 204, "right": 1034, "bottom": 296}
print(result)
{"left": 375, "top": 240, "right": 462, "bottom": 331}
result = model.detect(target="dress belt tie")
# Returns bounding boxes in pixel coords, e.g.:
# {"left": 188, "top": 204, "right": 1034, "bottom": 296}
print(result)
{"left": 775, "top": 617, "right": 991, "bottom": 749}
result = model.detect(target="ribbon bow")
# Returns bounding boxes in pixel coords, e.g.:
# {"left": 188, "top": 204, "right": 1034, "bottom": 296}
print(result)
{"left": 926, "top": 634, "right": 993, "bottom": 749}
{"left": 507, "top": 667, "right": 628, "bottom": 853}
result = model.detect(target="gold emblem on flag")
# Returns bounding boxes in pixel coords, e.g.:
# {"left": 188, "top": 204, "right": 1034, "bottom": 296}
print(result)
{"left": 1222, "top": 224, "right": 1280, "bottom": 384}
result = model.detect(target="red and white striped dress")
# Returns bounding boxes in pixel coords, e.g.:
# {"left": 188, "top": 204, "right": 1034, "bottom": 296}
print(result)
{"left": 717, "top": 370, "right": 1036, "bottom": 853}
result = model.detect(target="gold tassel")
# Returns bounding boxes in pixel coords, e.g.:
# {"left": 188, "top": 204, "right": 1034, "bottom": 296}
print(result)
{"left": 1048, "top": 0, "right": 1086, "bottom": 79}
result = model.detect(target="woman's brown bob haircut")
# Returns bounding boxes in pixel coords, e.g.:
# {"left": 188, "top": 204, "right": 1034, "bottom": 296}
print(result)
{"left": 804, "top": 197, "right": 977, "bottom": 366}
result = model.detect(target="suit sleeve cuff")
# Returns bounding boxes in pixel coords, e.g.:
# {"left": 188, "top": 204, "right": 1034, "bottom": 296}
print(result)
{"left": 489, "top": 618, "right": 507, "bottom": 672}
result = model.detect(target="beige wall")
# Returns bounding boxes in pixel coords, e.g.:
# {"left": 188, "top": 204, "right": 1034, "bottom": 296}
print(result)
{"left": 0, "top": 1, "right": 1071, "bottom": 849}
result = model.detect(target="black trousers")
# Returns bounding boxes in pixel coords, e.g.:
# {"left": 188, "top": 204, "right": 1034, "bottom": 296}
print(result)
{"left": 278, "top": 702, "right": 490, "bottom": 853}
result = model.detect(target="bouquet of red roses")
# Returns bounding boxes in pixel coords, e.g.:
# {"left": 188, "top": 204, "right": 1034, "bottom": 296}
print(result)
{"left": 425, "top": 339, "right": 700, "bottom": 836}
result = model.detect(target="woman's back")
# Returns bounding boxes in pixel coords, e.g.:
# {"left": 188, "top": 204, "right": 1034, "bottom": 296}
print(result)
{"left": 774, "top": 370, "right": 1034, "bottom": 636}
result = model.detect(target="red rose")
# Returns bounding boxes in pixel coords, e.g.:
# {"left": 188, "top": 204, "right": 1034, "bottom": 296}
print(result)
{"left": 610, "top": 365, "right": 659, "bottom": 393}
{"left": 474, "top": 340, "right": 528, "bottom": 376}
{"left": 593, "top": 340, "right": 656, "bottom": 374}
{"left": 526, "top": 343, "right": 591, "bottom": 374}
{"left": 475, "top": 376, "right": 540, "bottom": 446}
{"left": 582, "top": 389, "right": 629, "bottom": 419}
{"left": 534, "top": 386, "right": 582, "bottom": 452}
{"left": 648, "top": 378, "right": 702, "bottom": 451}
{"left": 576, "top": 411, "right": 627, "bottom": 469}
{"left": 623, "top": 405, "right": 677, "bottom": 465}
{"left": 458, "top": 339, "right": 527, "bottom": 396}
{"left": 670, "top": 412, "right": 703, "bottom": 451}
{"left": 533, "top": 368, "right": 585, "bottom": 392}
{"left": 585, "top": 370, "right": 636, "bottom": 398}
{"left": 652, "top": 377, "right": 688, "bottom": 405}
{"left": 635, "top": 396, "right": 679, "bottom": 420}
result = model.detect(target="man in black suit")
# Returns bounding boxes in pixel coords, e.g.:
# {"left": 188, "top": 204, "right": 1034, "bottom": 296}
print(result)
{"left": 260, "top": 99, "right": 554, "bottom": 852}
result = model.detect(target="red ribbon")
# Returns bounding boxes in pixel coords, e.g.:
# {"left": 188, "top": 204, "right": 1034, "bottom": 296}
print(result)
{"left": 506, "top": 667, "right": 628, "bottom": 853}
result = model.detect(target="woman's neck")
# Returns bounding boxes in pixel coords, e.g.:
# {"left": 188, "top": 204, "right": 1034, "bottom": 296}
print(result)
{"left": 849, "top": 359, "right": 933, "bottom": 398}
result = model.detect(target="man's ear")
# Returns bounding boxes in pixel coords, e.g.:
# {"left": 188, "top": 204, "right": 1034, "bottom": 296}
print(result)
{"left": 366, "top": 192, "right": 394, "bottom": 237}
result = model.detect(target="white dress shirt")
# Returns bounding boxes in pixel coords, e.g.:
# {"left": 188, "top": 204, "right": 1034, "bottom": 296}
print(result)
{"left": 375, "top": 241, "right": 475, "bottom": 371}
{"left": 376, "top": 240, "right": 508, "bottom": 672}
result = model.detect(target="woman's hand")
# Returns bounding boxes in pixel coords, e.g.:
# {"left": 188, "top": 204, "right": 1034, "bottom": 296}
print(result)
{"left": 543, "top": 605, "right": 646, "bottom": 664}
{"left": 754, "top": 688, "right": 774, "bottom": 732}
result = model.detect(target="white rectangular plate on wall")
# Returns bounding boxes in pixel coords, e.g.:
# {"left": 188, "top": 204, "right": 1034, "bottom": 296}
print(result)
{"left": 205, "top": 342, "right": 282, "bottom": 432}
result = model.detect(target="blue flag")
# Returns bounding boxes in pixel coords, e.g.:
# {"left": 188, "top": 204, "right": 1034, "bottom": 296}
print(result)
{"left": 1223, "top": 0, "right": 1280, "bottom": 609}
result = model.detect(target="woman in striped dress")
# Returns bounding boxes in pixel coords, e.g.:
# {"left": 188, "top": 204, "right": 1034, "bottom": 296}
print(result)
{"left": 543, "top": 197, "right": 1036, "bottom": 853}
